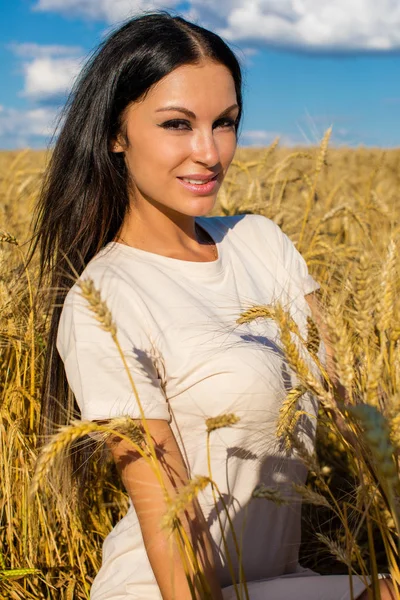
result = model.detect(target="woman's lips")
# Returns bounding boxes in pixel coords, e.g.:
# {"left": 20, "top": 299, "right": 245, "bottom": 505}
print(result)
{"left": 177, "top": 174, "right": 219, "bottom": 195}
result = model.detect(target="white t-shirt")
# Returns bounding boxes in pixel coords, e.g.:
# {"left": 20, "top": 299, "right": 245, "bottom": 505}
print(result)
{"left": 57, "top": 214, "right": 322, "bottom": 599}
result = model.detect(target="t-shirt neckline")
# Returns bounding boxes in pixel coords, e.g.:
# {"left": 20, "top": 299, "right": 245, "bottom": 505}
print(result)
{"left": 102, "top": 216, "right": 228, "bottom": 278}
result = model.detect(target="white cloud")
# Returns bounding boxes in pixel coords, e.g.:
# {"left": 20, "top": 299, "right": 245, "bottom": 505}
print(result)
{"left": 9, "top": 43, "right": 83, "bottom": 101}
{"left": 9, "top": 42, "right": 83, "bottom": 58}
{"left": 34, "top": 0, "right": 180, "bottom": 22}
{"left": 22, "top": 56, "right": 82, "bottom": 100}
{"left": 214, "top": 0, "right": 400, "bottom": 51}
{"left": 33, "top": 0, "right": 400, "bottom": 52}
{"left": 241, "top": 48, "right": 259, "bottom": 57}
{"left": 0, "top": 105, "right": 59, "bottom": 148}
{"left": 241, "top": 130, "right": 278, "bottom": 143}
{"left": 3, "top": 44, "right": 80, "bottom": 146}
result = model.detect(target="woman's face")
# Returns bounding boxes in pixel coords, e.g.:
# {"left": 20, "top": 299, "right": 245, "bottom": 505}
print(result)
{"left": 112, "top": 60, "right": 239, "bottom": 218}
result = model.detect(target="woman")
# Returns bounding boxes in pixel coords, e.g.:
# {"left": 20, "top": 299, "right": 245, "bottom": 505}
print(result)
{"left": 31, "top": 11, "right": 391, "bottom": 600}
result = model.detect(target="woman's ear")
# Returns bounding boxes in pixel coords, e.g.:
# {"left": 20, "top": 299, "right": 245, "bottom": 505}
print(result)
{"left": 111, "top": 109, "right": 129, "bottom": 152}
{"left": 110, "top": 133, "right": 126, "bottom": 153}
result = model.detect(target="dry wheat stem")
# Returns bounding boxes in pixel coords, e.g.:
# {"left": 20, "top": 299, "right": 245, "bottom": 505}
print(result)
{"left": 252, "top": 485, "right": 288, "bottom": 505}
{"left": 205, "top": 413, "right": 240, "bottom": 433}
{"left": 206, "top": 432, "right": 249, "bottom": 600}
{"left": 0, "top": 231, "right": 19, "bottom": 245}
{"left": 4, "top": 147, "right": 400, "bottom": 596}
{"left": 78, "top": 278, "right": 174, "bottom": 502}
{"left": 30, "top": 418, "right": 148, "bottom": 497}
{"left": 78, "top": 283, "right": 212, "bottom": 598}
{"left": 161, "top": 475, "right": 211, "bottom": 532}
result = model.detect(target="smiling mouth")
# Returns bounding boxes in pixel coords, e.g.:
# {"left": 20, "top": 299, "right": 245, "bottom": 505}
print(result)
{"left": 178, "top": 174, "right": 219, "bottom": 184}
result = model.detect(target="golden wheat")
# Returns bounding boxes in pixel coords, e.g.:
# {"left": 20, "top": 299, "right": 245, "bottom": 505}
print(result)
{"left": 1, "top": 141, "right": 400, "bottom": 597}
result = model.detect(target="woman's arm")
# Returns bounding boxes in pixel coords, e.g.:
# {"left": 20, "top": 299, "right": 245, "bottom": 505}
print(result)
{"left": 107, "top": 419, "right": 224, "bottom": 600}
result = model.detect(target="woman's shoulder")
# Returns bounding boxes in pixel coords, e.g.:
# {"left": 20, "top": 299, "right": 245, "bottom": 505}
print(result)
{"left": 207, "top": 212, "right": 281, "bottom": 233}
{"left": 63, "top": 253, "right": 122, "bottom": 303}
{"left": 60, "top": 248, "right": 145, "bottom": 332}
{"left": 57, "top": 254, "right": 150, "bottom": 360}
{"left": 205, "top": 213, "right": 284, "bottom": 251}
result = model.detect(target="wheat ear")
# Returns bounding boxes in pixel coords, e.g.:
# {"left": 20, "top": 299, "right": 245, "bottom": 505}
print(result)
{"left": 161, "top": 476, "right": 211, "bottom": 532}
{"left": 205, "top": 413, "right": 240, "bottom": 433}
{"left": 30, "top": 421, "right": 104, "bottom": 497}
{"left": 0, "top": 231, "right": 19, "bottom": 245}
{"left": 252, "top": 485, "right": 288, "bottom": 506}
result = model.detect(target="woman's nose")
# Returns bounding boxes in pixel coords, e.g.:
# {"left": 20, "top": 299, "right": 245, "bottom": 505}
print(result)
{"left": 191, "top": 129, "right": 220, "bottom": 166}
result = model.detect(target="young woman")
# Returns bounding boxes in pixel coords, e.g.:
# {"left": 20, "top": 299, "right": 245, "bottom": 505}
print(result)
{"left": 32, "top": 11, "right": 392, "bottom": 600}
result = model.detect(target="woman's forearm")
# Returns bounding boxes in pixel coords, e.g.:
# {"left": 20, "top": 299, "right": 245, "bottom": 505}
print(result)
{"left": 140, "top": 498, "right": 224, "bottom": 600}
{"left": 108, "top": 420, "right": 224, "bottom": 600}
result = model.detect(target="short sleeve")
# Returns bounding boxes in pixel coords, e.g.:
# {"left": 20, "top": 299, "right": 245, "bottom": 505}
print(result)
{"left": 56, "top": 266, "right": 170, "bottom": 422}
{"left": 276, "top": 226, "right": 320, "bottom": 297}
{"left": 250, "top": 214, "right": 320, "bottom": 299}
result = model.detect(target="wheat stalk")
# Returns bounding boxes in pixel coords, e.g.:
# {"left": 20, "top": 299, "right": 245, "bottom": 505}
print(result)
{"left": 292, "top": 484, "right": 332, "bottom": 509}
{"left": 30, "top": 417, "right": 145, "bottom": 497}
{"left": 306, "top": 316, "right": 320, "bottom": 354}
{"left": 236, "top": 305, "right": 276, "bottom": 325}
{"left": 0, "top": 231, "right": 19, "bottom": 245}
{"left": 276, "top": 385, "right": 306, "bottom": 443}
{"left": 161, "top": 476, "right": 211, "bottom": 532}
{"left": 205, "top": 413, "right": 240, "bottom": 433}
{"left": 377, "top": 239, "right": 397, "bottom": 333}
{"left": 315, "top": 533, "right": 353, "bottom": 568}
{"left": 252, "top": 485, "right": 288, "bottom": 506}
{"left": 4, "top": 147, "right": 400, "bottom": 597}
{"left": 30, "top": 421, "right": 103, "bottom": 497}
{"left": 78, "top": 278, "right": 117, "bottom": 336}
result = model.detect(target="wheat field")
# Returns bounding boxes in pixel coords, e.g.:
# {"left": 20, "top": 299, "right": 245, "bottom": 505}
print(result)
{"left": 1, "top": 136, "right": 400, "bottom": 598}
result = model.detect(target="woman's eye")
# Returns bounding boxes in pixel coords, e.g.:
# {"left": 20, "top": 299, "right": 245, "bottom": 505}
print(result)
{"left": 160, "top": 120, "right": 191, "bottom": 130}
{"left": 214, "top": 118, "right": 237, "bottom": 129}
{"left": 159, "top": 118, "right": 237, "bottom": 131}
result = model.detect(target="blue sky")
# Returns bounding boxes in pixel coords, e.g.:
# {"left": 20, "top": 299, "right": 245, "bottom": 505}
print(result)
{"left": 0, "top": 0, "right": 399, "bottom": 149}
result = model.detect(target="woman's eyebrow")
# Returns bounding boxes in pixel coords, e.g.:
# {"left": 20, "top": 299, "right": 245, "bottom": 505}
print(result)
{"left": 155, "top": 104, "right": 239, "bottom": 119}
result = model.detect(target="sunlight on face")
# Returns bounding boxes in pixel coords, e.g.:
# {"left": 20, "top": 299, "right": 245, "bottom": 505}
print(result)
{"left": 113, "top": 60, "right": 239, "bottom": 218}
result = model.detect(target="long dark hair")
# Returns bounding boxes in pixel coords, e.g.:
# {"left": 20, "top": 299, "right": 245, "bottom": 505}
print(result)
{"left": 29, "top": 11, "right": 244, "bottom": 487}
